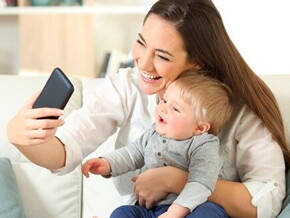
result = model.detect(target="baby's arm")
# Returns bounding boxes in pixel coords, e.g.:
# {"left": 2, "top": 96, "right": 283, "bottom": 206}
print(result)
{"left": 81, "top": 158, "right": 111, "bottom": 178}
{"left": 158, "top": 203, "right": 190, "bottom": 218}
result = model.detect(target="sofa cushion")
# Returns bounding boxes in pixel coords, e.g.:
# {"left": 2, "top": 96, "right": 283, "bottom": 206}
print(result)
{"left": 0, "top": 157, "right": 26, "bottom": 218}
{"left": 13, "top": 163, "right": 82, "bottom": 218}
{"left": 277, "top": 169, "right": 290, "bottom": 218}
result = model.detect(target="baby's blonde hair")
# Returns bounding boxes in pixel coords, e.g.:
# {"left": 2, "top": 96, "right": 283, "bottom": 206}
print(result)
{"left": 172, "top": 70, "right": 233, "bottom": 135}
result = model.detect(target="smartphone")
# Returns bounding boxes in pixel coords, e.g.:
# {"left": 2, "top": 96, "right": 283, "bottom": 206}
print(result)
{"left": 33, "top": 67, "right": 74, "bottom": 119}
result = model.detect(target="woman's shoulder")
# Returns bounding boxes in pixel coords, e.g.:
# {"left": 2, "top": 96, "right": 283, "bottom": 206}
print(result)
{"left": 218, "top": 102, "right": 267, "bottom": 145}
{"left": 219, "top": 101, "right": 256, "bottom": 131}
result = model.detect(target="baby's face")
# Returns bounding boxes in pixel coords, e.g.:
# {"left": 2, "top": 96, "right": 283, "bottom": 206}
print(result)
{"left": 155, "top": 84, "right": 198, "bottom": 140}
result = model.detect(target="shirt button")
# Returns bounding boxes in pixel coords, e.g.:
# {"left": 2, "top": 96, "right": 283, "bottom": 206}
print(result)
{"left": 162, "top": 139, "right": 166, "bottom": 143}
{"left": 274, "top": 182, "right": 278, "bottom": 187}
{"left": 157, "top": 152, "right": 161, "bottom": 156}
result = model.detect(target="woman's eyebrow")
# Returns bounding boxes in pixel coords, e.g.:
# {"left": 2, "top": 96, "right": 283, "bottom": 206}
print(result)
{"left": 138, "top": 33, "right": 174, "bottom": 57}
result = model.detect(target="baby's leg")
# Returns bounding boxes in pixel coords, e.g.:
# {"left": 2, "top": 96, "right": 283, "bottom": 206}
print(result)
{"left": 186, "top": 201, "right": 228, "bottom": 218}
{"left": 110, "top": 204, "right": 169, "bottom": 218}
{"left": 110, "top": 205, "right": 151, "bottom": 218}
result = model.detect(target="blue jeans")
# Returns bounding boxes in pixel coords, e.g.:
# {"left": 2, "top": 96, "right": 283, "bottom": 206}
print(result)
{"left": 110, "top": 201, "right": 228, "bottom": 218}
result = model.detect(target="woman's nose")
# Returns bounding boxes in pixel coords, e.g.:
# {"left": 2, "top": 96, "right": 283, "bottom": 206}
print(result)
{"left": 137, "top": 51, "right": 154, "bottom": 72}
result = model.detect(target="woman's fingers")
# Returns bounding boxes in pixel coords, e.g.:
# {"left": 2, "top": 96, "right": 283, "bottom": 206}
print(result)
{"left": 146, "top": 201, "right": 154, "bottom": 210}
{"left": 26, "top": 118, "right": 65, "bottom": 130}
{"left": 138, "top": 198, "right": 146, "bottom": 207}
{"left": 24, "top": 91, "right": 41, "bottom": 108}
{"left": 26, "top": 127, "right": 57, "bottom": 139}
{"left": 7, "top": 92, "right": 65, "bottom": 147}
{"left": 26, "top": 107, "right": 64, "bottom": 120}
{"left": 23, "top": 91, "right": 64, "bottom": 119}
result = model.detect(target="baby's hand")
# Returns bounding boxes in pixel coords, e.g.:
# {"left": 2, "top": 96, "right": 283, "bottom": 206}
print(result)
{"left": 82, "top": 158, "right": 111, "bottom": 178}
{"left": 158, "top": 203, "right": 190, "bottom": 218}
{"left": 158, "top": 211, "right": 176, "bottom": 218}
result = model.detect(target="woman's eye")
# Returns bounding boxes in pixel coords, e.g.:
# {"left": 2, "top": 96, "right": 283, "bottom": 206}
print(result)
{"left": 157, "top": 55, "right": 170, "bottom": 62}
{"left": 137, "top": 39, "right": 145, "bottom": 47}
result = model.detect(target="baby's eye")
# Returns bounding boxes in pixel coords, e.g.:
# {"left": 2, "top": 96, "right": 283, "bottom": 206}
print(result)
{"left": 172, "top": 107, "right": 180, "bottom": 112}
{"left": 162, "top": 99, "right": 167, "bottom": 104}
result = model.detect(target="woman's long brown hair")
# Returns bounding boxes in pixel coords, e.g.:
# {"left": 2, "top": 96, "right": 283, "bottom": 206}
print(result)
{"left": 146, "top": 0, "right": 290, "bottom": 169}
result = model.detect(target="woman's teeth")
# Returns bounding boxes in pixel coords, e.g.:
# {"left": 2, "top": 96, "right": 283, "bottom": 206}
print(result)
{"left": 141, "top": 72, "right": 161, "bottom": 80}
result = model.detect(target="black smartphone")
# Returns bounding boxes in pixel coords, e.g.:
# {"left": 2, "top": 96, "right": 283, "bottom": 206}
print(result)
{"left": 33, "top": 67, "right": 74, "bottom": 119}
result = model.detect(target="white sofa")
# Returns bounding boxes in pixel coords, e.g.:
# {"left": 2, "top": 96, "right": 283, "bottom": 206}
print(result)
{"left": 0, "top": 73, "right": 289, "bottom": 218}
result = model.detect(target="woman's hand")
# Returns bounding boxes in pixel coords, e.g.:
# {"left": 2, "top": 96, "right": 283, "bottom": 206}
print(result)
{"left": 132, "top": 166, "right": 188, "bottom": 209}
{"left": 7, "top": 92, "right": 64, "bottom": 147}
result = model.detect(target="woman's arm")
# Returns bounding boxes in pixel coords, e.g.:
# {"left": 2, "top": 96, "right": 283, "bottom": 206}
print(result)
{"left": 209, "top": 180, "right": 257, "bottom": 218}
{"left": 13, "top": 137, "right": 66, "bottom": 170}
{"left": 134, "top": 167, "right": 257, "bottom": 217}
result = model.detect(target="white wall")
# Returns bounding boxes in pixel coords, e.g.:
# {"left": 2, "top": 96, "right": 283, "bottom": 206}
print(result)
{"left": 0, "top": 1, "right": 289, "bottom": 75}
{"left": 213, "top": 0, "right": 290, "bottom": 75}
{"left": 0, "top": 15, "right": 19, "bottom": 75}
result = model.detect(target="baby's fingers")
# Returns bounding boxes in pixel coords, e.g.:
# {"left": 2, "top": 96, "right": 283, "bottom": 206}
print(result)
{"left": 82, "top": 164, "right": 91, "bottom": 178}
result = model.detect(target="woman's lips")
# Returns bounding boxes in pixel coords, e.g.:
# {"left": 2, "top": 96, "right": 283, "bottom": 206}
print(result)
{"left": 141, "top": 71, "right": 162, "bottom": 83}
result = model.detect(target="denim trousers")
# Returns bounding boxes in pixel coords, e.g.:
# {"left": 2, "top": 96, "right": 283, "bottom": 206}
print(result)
{"left": 110, "top": 201, "right": 228, "bottom": 218}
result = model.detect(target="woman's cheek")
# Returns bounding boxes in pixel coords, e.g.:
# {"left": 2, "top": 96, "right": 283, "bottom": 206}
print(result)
{"left": 131, "top": 43, "right": 139, "bottom": 60}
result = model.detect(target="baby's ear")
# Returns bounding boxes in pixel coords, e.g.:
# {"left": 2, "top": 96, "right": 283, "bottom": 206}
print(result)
{"left": 194, "top": 122, "right": 210, "bottom": 135}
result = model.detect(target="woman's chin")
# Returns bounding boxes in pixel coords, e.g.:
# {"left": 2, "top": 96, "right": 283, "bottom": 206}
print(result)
{"left": 139, "top": 79, "right": 164, "bottom": 95}
{"left": 140, "top": 83, "right": 162, "bottom": 95}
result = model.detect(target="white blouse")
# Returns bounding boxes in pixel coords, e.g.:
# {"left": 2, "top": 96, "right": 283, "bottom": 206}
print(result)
{"left": 55, "top": 67, "right": 285, "bottom": 218}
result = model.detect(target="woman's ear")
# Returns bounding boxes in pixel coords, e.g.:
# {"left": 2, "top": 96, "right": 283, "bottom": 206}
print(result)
{"left": 194, "top": 122, "right": 210, "bottom": 135}
{"left": 189, "top": 62, "right": 203, "bottom": 71}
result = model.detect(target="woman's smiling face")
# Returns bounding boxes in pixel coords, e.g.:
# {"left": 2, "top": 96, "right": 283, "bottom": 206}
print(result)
{"left": 132, "top": 14, "right": 194, "bottom": 95}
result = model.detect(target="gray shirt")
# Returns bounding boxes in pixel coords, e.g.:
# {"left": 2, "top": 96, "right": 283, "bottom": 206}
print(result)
{"left": 102, "top": 124, "right": 222, "bottom": 211}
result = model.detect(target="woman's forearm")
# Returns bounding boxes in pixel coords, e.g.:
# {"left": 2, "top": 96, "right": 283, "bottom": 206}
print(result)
{"left": 15, "top": 137, "right": 66, "bottom": 170}
{"left": 164, "top": 166, "right": 188, "bottom": 193}
{"left": 208, "top": 180, "right": 257, "bottom": 218}
{"left": 164, "top": 168, "right": 257, "bottom": 218}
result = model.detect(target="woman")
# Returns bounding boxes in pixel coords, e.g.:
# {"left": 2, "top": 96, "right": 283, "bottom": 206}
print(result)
{"left": 7, "top": 0, "right": 289, "bottom": 217}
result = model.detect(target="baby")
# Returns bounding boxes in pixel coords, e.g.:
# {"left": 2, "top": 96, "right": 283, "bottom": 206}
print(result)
{"left": 82, "top": 70, "right": 233, "bottom": 218}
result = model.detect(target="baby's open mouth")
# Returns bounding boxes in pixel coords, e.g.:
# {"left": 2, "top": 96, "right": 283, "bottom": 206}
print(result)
{"left": 158, "top": 116, "right": 166, "bottom": 124}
